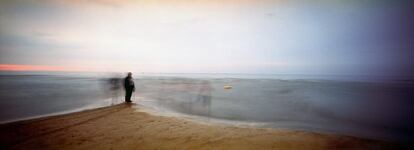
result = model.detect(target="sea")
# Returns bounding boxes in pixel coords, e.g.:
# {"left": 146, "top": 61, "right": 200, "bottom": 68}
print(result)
{"left": 0, "top": 71, "right": 413, "bottom": 142}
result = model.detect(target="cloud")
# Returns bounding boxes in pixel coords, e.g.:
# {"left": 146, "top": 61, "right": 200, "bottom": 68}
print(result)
{"left": 0, "top": 0, "right": 413, "bottom": 75}
{"left": 37, "top": 0, "right": 287, "bottom": 8}
{"left": 0, "top": 29, "right": 84, "bottom": 50}
{"left": 39, "top": 0, "right": 123, "bottom": 7}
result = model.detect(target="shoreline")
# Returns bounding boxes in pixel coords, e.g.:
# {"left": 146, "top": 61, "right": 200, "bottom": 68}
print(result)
{"left": 0, "top": 100, "right": 115, "bottom": 125}
{"left": 0, "top": 103, "right": 397, "bottom": 149}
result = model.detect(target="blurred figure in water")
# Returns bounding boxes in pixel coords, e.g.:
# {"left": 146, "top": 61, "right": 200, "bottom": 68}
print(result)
{"left": 189, "top": 80, "right": 212, "bottom": 116}
{"left": 123, "top": 72, "right": 135, "bottom": 103}
{"left": 109, "top": 77, "right": 121, "bottom": 105}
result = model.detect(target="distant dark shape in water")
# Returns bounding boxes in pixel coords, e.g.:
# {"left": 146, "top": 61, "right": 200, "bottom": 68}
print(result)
{"left": 123, "top": 72, "right": 135, "bottom": 103}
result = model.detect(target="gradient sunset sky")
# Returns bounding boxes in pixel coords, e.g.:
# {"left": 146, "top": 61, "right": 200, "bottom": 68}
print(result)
{"left": 0, "top": 0, "right": 413, "bottom": 76}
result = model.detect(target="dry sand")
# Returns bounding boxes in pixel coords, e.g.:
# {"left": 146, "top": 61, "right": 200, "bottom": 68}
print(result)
{"left": 0, "top": 103, "right": 397, "bottom": 150}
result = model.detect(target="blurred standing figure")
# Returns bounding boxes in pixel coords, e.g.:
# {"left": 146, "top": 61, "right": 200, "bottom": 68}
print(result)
{"left": 124, "top": 72, "right": 135, "bottom": 103}
{"left": 109, "top": 77, "right": 121, "bottom": 105}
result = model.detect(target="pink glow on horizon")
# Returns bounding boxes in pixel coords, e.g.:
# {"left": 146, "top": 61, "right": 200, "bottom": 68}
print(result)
{"left": 0, "top": 64, "right": 90, "bottom": 72}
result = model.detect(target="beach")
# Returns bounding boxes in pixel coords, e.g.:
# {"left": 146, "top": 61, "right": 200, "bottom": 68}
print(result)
{"left": 0, "top": 103, "right": 396, "bottom": 150}
{"left": 1, "top": 0, "right": 413, "bottom": 149}
{"left": 1, "top": 75, "right": 413, "bottom": 142}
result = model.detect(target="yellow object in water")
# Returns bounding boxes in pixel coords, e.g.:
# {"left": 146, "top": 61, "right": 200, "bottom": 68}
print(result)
{"left": 223, "top": 85, "right": 232, "bottom": 89}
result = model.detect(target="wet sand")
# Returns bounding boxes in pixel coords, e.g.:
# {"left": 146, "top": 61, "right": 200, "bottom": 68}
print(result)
{"left": 0, "top": 103, "right": 396, "bottom": 150}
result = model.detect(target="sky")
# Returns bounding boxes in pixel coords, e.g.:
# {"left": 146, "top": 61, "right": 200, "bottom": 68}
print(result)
{"left": 0, "top": 0, "right": 413, "bottom": 76}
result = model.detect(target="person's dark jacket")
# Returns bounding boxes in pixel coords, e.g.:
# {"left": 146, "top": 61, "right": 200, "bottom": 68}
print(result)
{"left": 124, "top": 77, "right": 135, "bottom": 92}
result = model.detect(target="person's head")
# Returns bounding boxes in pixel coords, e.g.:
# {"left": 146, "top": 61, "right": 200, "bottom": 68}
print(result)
{"left": 127, "top": 72, "right": 132, "bottom": 77}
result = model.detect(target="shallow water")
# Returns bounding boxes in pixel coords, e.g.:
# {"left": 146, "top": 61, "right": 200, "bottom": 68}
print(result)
{"left": 135, "top": 77, "right": 414, "bottom": 141}
{"left": 0, "top": 75, "right": 122, "bottom": 123}
{"left": 0, "top": 73, "right": 413, "bottom": 142}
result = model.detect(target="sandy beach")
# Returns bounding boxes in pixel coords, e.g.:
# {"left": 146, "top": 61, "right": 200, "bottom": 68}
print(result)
{"left": 0, "top": 103, "right": 397, "bottom": 150}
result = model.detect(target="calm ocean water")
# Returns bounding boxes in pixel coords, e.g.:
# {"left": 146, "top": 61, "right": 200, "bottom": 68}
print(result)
{"left": 0, "top": 71, "right": 413, "bottom": 142}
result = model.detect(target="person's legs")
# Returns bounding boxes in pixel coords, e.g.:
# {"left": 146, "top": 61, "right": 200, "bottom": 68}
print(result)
{"left": 125, "top": 90, "right": 132, "bottom": 102}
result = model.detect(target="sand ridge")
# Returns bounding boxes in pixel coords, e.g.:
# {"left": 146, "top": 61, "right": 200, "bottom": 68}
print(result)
{"left": 0, "top": 103, "right": 396, "bottom": 150}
